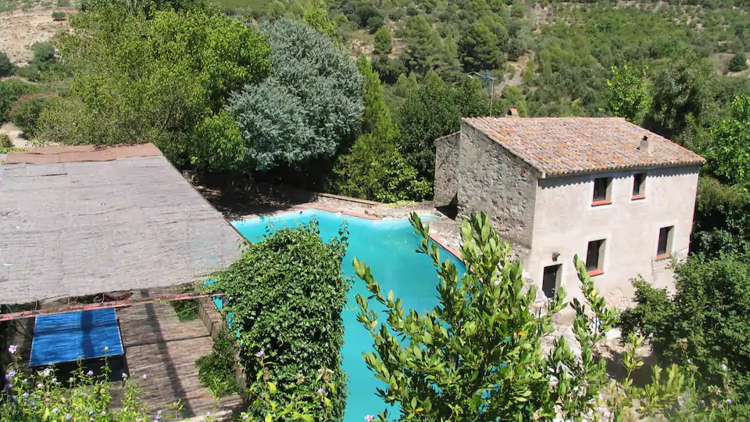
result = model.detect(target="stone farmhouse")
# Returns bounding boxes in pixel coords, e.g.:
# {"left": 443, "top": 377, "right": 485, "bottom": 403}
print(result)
{"left": 433, "top": 114, "right": 705, "bottom": 306}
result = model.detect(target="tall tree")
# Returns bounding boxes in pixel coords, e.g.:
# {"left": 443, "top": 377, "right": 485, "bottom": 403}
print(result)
{"left": 334, "top": 57, "right": 430, "bottom": 202}
{"left": 397, "top": 71, "right": 488, "bottom": 179}
{"left": 699, "top": 95, "right": 750, "bottom": 189}
{"left": 606, "top": 62, "right": 651, "bottom": 123}
{"left": 459, "top": 21, "right": 502, "bottom": 72}
{"left": 646, "top": 53, "right": 718, "bottom": 142}
{"left": 402, "top": 16, "right": 457, "bottom": 75}
{"left": 38, "top": 5, "right": 271, "bottom": 173}
{"left": 227, "top": 19, "right": 362, "bottom": 171}
{"left": 373, "top": 26, "right": 393, "bottom": 55}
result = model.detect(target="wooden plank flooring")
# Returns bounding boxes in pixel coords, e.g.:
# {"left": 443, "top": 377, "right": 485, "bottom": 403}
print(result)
{"left": 113, "top": 289, "right": 242, "bottom": 420}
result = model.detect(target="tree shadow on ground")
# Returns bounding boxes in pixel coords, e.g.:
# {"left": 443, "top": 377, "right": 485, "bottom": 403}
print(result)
{"left": 190, "top": 174, "right": 318, "bottom": 221}
{"left": 599, "top": 343, "right": 662, "bottom": 388}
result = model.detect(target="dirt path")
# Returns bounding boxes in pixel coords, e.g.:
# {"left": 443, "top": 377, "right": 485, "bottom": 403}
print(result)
{"left": 0, "top": 4, "right": 74, "bottom": 65}
{"left": 0, "top": 122, "right": 29, "bottom": 148}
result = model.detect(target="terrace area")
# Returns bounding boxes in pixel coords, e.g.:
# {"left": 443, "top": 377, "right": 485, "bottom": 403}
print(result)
{"left": 0, "top": 144, "right": 246, "bottom": 420}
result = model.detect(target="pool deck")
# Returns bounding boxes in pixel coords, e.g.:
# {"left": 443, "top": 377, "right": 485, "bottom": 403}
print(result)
{"left": 113, "top": 290, "right": 242, "bottom": 420}
{"left": 9, "top": 290, "right": 242, "bottom": 421}
{"left": 193, "top": 180, "right": 468, "bottom": 261}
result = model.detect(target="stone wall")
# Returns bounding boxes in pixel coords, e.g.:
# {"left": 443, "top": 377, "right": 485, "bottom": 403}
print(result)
{"left": 456, "top": 122, "right": 539, "bottom": 255}
{"left": 433, "top": 132, "right": 460, "bottom": 206}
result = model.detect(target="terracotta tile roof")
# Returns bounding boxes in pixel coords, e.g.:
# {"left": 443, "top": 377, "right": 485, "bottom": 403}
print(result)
{"left": 462, "top": 117, "right": 705, "bottom": 177}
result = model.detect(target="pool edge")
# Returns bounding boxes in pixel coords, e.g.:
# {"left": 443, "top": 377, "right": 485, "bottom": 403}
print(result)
{"left": 235, "top": 205, "right": 464, "bottom": 262}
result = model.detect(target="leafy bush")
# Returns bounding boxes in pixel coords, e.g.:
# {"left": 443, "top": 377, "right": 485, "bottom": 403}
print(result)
{"left": 32, "top": 42, "right": 55, "bottom": 65}
{"left": 0, "top": 79, "right": 37, "bottom": 124}
{"left": 227, "top": 19, "right": 362, "bottom": 171}
{"left": 373, "top": 26, "right": 392, "bottom": 55}
{"left": 692, "top": 177, "right": 750, "bottom": 257}
{"left": 196, "top": 328, "right": 240, "bottom": 398}
{"left": 39, "top": 5, "right": 271, "bottom": 172}
{"left": 9, "top": 94, "right": 56, "bottom": 139}
{"left": 700, "top": 95, "right": 750, "bottom": 189}
{"left": 51, "top": 11, "right": 67, "bottom": 20}
{"left": 620, "top": 253, "right": 750, "bottom": 405}
{"left": 0, "top": 133, "right": 12, "bottom": 149}
{"left": 206, "top": 221, "right": 350, "bottom": 421}
{"left": 366, "top": 15, "right": 384, "bottom": 33}
{"left": 2, "top": 347, "right": 181, "bottom": 421}
{"left": 335, "top": 134, "right": 431, "bottom": 202}
{"left": 397, "top": 71, "right": 488, "bottom": 179}
{"left": 729, "top": 51, "right": 748, "bottom": 72}
{"left": 0, "top": 51, "right": 13, "bottom": 77}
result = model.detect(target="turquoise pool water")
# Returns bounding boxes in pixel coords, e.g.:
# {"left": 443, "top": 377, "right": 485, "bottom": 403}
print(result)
{"left": 228, "top": 209, "right": 465, "bottom": 422}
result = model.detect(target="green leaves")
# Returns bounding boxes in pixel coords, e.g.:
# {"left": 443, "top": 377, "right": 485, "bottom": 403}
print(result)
{"left": 212, "top": 221, "right": 351, "bottom": 421}
{"left": 606, "top": 62, "right": 651, "bottom": 124}
{"left": 354, "top": 212, "right": 617, "bottom": 421}
{"left": 228, "top": 18, "right": 362, "bottom": 171}
{"left": 38, "top": 5, "right": 271, "bottom": 173}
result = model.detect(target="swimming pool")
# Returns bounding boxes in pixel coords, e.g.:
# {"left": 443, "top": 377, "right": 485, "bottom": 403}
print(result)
{"left": 229, "top": 208, "right": 465, "bottom": 422}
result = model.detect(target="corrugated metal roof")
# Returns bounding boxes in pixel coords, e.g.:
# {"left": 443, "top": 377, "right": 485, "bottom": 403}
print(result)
{"left": 463, "top": 117, "right": 705, "bottom": 176}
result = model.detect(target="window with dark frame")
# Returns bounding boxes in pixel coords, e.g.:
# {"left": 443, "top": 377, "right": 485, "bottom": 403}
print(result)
{"left": 657, "top": 226, "right": 674, "bottom": 258}
{"left": 542, "top": 264, "right": 562, "bottom": 298}
{"left": 633, "top": 173, "right": 647, "bottom": 198}
{"left": 585, "top": 239, "right": 606, "bottom": 275}
{"left": 592, "top": 177, "right": 612, "bottom": 204}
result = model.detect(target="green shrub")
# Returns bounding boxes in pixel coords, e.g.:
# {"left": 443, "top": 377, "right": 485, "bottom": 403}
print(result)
{"left": 2, "top": 351, "right": 182, "bottom": 420}
{"left": 0, "top": 133, "right": 12, "bottom": 149}
{"left": 366, "top": 15, "right": 384, "bottom": 33}
{"left": 619, "top": 253, "right": 750, "bottom": 405}
{"left": 729, "top": 51, "right": 748, "bottom": 72}
{"left": 51, "top": 11, "right": 67, "bottom": 21}
{"left": 0, "top": 52, "right": 13, "bottom": 77}
{"left": 57, "top": 0, "right": 70, "bottom": 6}
{"left": 388, "top": 8, "right": 405, "bottom": 20}
{"left": 373, "top": 26, "right": 392, "bottom": 55}
{"left": 0, "top": 79, "right": 37, "bottom": 124}
{"left": 196, "top": 328, "right": 240, "bottom": 398}
{"left": 9, "top": 94, "right": 55, "bottom": 139}
{"left": 32, "top": 42, "right": 55, "bottom": 65}
{"left": 207, "top": 221, "right": 350, "bottom": 421}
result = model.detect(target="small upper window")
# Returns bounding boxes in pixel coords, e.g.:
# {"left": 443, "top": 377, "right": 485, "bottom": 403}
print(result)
{"left": 632, "top": 173, "right": 647, "bottom": 199}
{"left": 592, "top": 177, "right": 612, "bottom": 205}
{"left": 657, "top": 226, "right": 674, "bottom": 259}
{"left": 586, "top": 239, "right": 606, "bottom": 276}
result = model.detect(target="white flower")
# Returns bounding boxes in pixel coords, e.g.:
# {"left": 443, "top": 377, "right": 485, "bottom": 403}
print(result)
{"left": 549, "top": 375, "right": 559, "bottom": 387}
{"left": 721, "top": 364, "right": 728, "bottom": 371}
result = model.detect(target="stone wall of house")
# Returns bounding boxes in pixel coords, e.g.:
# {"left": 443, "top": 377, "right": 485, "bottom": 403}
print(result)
{"left": 456, "top": 122, "right": 539, "bottom": 256}
{"left": 433, "top": 132, "right": 460, "bottom": 206}
{"left": 526, "top": 165, "right": 701, "bottom": 310}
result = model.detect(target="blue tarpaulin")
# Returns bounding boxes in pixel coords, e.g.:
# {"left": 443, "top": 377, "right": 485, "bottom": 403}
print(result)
{"left": 29, "top": 308, "right": 124, "bottom": 367}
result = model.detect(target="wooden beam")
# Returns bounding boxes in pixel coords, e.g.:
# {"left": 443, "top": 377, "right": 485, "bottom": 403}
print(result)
{"left": 0, "top": 293, "right": 224, "bottom": 322}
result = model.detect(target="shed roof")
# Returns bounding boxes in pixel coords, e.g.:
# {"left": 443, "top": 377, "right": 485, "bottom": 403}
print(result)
{"left": 462, "top": 117, "right": 705, "bottom": 177}
{"left": 0, "top": 145, "right": 244, "bottom": 304}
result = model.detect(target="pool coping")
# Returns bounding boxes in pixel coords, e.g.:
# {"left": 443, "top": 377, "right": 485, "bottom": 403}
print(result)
{"left": 235, "top": 204, "right": 464, "bottom": 262}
